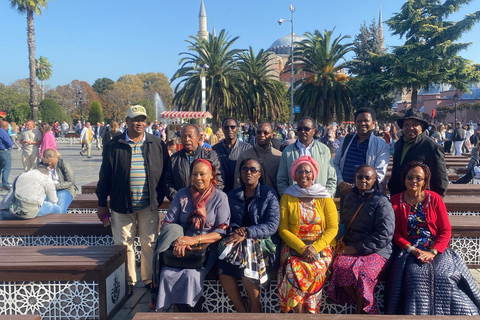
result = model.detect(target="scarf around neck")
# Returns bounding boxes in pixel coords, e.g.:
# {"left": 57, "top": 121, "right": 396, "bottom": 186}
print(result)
{"left": 283, "top": 183, "right": 331, "bottom": 199}
{"left": 188, "top": 183, "right": 215, "bottom": 230}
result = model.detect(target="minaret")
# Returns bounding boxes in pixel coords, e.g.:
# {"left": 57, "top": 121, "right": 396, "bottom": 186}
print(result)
{"left": 212, "top": 23, "right": 217, "bottom": 38}
{"left": 198, "top": 0, "right": 208, "bottom": 40}
{"left": 379, "top": 5, "right": 384, "bottom": 49}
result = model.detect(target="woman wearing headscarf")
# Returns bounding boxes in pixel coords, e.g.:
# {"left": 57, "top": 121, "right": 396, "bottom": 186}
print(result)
{"left": 277, "top": 155, "right": 338, "bottom": 313}
{"left": 153, "top": 159, "right": 230, "bottom": 311}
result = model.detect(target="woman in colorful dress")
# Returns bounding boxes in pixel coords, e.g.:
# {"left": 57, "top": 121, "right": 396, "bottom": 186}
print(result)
{"left": 387, "top": 161, "right": 480, "bottom": 315}
{"left": 327, "top": 164, "right": 394, "bottom": 314}
{"left": 277, "top": 155, "right": 338, "bottom": 313}
{"left": 218, "top": 158, "right": 279, "bottom": 313}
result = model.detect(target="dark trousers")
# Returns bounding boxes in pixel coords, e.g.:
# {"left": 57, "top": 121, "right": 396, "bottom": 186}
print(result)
{"left": 0, "top": 150, "right": 11, "bottom": 187}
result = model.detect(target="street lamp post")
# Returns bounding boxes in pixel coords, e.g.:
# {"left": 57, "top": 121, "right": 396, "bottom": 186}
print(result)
{"left": 76, "top": 90, "right": 84, "bottom": 123}
{"left": 453, "top": 93, "right": 458, "bottom": 124}
{"left": 200, "top": 64, "right": 209, "bottom": 126}
{"left": 279, "top": 4, "right": 295, "bottom": 125}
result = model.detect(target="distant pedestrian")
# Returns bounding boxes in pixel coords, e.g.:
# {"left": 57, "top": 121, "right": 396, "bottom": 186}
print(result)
{"left": 20, "top": 120, "right": 42, "bottom": 172}
{"left": 80, "top": 122, "right": 93, "bottom": 158}
{"left": 0, "top": 121, "right": 13, "bottom": 190}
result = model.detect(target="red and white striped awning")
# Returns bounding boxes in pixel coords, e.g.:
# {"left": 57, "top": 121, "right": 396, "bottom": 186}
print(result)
{"left": 160, "top": 111, "right": 213, "bottom": 119}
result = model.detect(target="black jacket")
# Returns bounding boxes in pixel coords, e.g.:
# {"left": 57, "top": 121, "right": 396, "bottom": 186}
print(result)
{"left": 163, "top": 146, "right": 223, "bottom": 201}
{"left": 96, "top": 131, "right": 168, "bottom": 213}
{"left": 341, "top": 187, "right": 394, "bottom": 259}
{"left": 388, "top": 131, "right": 448, "bottom": 197}
{"left": 212, "top": 139, "right": 251, "bottom": 193}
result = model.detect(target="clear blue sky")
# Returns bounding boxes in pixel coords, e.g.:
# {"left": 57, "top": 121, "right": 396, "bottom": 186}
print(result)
{"left": 1, "top": 0, "right": 479, "bottom": 89}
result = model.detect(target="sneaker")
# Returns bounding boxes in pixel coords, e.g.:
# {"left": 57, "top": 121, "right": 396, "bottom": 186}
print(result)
{"left": 79, "top": 152, "right": 84, "bottom": 157}
{"left": 2, "top": 185, "right": 11, "bottom": 191}
{"left": 127, "top": 284, "right": 134, "bottom": 297}
{"left": 87, "top": 156, "right": 92, "bottom": 158}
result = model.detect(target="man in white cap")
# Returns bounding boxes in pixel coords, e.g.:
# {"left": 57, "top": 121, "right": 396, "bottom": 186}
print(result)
{"left": 96, "top": 105, "right": 168, "bottom": 295}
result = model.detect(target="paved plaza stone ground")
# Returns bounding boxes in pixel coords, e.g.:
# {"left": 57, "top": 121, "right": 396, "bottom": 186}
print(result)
{"left": 2, "top": 141, "right": 480, "bottom": 318}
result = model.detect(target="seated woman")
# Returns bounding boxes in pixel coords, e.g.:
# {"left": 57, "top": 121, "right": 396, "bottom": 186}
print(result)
{"left": 218, "top": 158, "right": 279, "bottom": 313}
{"left": 327, "top": 164, "right": 394, "bottom": 314}
{"left": 387, "top": 161, "right": 480, "bottom": 315}
{"left": 153, "top": 159, "right": 230, "bottom": 311}
{"left": 454, "top": 141, "right": 479, "bottom": 184}
{"left": 277, "top": 155, "right": 338, "bottom": 313}
{"left": 1, "top": 164, "right": 61, "bottom": 219}
{"left": 39, "top": 149, "right": 77, "bottom": 213}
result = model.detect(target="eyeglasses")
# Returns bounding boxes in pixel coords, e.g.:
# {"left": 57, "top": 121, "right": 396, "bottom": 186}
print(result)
{"left": 223, "top": 125, "right": 237, "bottom": 130}
{"left": 297, "top": 127, "right": 313, "bottom": 132}
{"left": 406, "top": 175, "right": 424, "bottom": 182}
{"left": 241, "top": 166, "right": 260, "bottom": 173}
{"left": 296, "top": 170, "right": 312, "bottom": 175}
{"left": 256, "top": 130, "right": 271, "bottom": 136}
{"left": 356, "top": 175, "right": 373, "bottom": 181}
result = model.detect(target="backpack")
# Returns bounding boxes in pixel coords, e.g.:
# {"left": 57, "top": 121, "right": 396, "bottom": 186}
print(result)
{"left": 9, "top": 177, "right": 41, "bottom": 219}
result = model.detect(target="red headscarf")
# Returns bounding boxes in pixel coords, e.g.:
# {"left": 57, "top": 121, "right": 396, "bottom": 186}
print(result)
{"left": 290, "top": 155, "right": 320, "bottom": 181}
{"left": 188, "top": 159, "right": 216, "bottom": 230}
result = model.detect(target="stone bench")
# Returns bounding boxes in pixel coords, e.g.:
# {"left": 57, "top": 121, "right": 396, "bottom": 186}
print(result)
{"left": 0, "top": 245, "right": 127, "bottom": 320}
{"left": 0, "top": 316, "right": 41, "bottom": 320}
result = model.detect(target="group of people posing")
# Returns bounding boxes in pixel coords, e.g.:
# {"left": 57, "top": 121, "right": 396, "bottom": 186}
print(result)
{"left": 96, "top": 105, "right": 480, "bottom": 315}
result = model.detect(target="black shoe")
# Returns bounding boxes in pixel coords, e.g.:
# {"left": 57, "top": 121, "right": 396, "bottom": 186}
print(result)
{"left": 127, "top": 284, "right": 134, "bottom": 297}
{"left": 79, "top": 152, "right": 83, "bottom": 157}
{"left": 2, "top": 185, "right": 11, "bottom": 191}
{"left": 87, "top": 156, "right": 92, "bottom": 158}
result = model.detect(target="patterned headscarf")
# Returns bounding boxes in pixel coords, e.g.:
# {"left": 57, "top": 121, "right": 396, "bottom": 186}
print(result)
{"left": 290, "top": 155, "right": 319, "bottom": 181}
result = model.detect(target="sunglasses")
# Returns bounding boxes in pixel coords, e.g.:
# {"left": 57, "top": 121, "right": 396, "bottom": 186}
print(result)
{"left": 356, "top": 175, "right": 373, "bottom": 181}
{"left": 256, "top": 130, "right": 271, "bottom": 136}
{"left": 297, "top": 127, "right": 313, "bottom": 132}
{"left": 406, "top": 175, "right": 424, "bottom": 182}
{"left": 241, "top": 166, "right": 260, "bottom": 173}
{"left": 223, "top": 125, "right": 237, "bottom": 130}
{"left": 296, "top": 170, "right": 312, "bottom": 175}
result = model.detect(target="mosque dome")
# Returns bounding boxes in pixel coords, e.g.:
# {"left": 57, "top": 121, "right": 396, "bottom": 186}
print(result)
{"left": 267, "top": 33, "right": 305, "bottom": 55}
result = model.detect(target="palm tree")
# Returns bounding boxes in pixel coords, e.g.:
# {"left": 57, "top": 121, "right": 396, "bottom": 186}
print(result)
{"left": 293, "top": 29, "right": 354, "bottom": 125}
{"left": 36, "top": 55, "right": 52, "bottom": 102}
{"left": 10, "top": 0, "right": 49, "bottom": 122}
{"left": 171, "top": 29, "right": 244, "bottom": 127}
{"left": 237, "top": 47, "right": 285, "bottom": 123}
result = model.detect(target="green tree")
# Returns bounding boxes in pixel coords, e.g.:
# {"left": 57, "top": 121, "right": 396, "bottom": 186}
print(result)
{"left": 293, "top": 29, "right": 354, "bottom": 125}
{"left": 386, "top": 0, "right": 480, "bottom": 109}
{"left": 92, "top": 77, "right": 114, "bottom": 94}
{"left": 237, "top": 47, "right": 285, "bottom": 123}
{"left": 38, "top": 98, "right": 62, "bottom": 123}
{"left": 137, "top": 72, "right": 173, "bottom": 109}
{"left": 10, "top": 0, "right": 50, "bottom": 122}
{"left": 0, "top": 82, "right": 29, "bottom": 113}
{"left": 349, "top": 21, "right": 397, "bottom": 115}
{"left": 171, "top": 29, "right": 245, "bottom": 127}
{"left": 88, "top": 100, "right": 104, "bottom": 124}
{"left": 8, "top": 102, "right": 31, "bottom": 123}
{"left": 35, "top": 55, "right": 52, "bottom": 102}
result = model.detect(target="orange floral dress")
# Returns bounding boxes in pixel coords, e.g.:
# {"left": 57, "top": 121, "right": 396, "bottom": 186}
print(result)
{"left": 277, "top": 199, "right": 333, "bottom": 313}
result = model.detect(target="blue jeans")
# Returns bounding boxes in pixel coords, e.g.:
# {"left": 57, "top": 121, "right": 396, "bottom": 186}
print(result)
{"left": 57, "top": 189, "right": 73, "bottom": 213}
{"left": 0, "top": 150, "right": 11, "bottom": 187}
{"left": 1, "top": 200, "right": 62, "bottom": 219}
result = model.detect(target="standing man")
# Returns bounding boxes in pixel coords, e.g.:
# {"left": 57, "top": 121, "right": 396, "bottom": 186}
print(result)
{"left": 212, "top": 118, "right": 251, "bottom": 193}
{"left": 388, "top": 108, "right": 448, "bottom": 196}
{"left": 61, "top": 120, "right": 69, "bottom": 136}
{"left": 277, "top": 117, "right": 337, "bottom": 195}
{"left": 163, "top": 124, "right": 223, "bottom": 201}
{"left": 0, "top": 121, "right": 13, "bottom": 190}
{"left": 453, "top": 121, "right": 466, "bottom": 156}
{"left": 233, "top": 121, "right": 282, "bottom": 194}
{"left": 75, "top": 120, "right": 82, "bottom": 134}
{"left": 96, "top": 105, "right": 168, "bottom": 295}
{"left": 333, "top": 108, "right": 390, "bottom": 195}
{"left": 20, "top": 120, "right": 42, "bottom": 172}
{"left": 80, "top": 122, "right": 93, "bottom": 158}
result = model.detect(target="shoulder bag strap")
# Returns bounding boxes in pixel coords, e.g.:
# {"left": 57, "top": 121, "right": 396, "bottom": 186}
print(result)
{"left": 339, "top": 193, "right": 374, "bottom": 242}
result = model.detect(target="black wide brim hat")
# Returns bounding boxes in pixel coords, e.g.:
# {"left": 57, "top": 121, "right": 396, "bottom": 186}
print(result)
{"left": 397, "top": 108, "right": 429, "bottom": 130}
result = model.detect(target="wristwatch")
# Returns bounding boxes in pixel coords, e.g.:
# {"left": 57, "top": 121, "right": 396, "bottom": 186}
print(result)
{"left": 429, "top": 248, "right": 438, "bottom": 255}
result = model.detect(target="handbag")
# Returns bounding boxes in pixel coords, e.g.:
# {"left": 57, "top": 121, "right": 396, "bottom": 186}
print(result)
{"left": 161, "top": 243, "right": 210, "bottom": 269}
{"left": 336, "top": 193, "right": 374, "bottom": 255}
{"left": 8, "top": 177, "right": 41, "bottom": 220}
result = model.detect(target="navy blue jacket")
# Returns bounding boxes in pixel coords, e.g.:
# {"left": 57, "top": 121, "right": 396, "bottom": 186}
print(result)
{"left": 227, "top": 184, "right": 279, "bottom": 239}
{"left": 341, "top": 186, "right": 395, "bottom": 259}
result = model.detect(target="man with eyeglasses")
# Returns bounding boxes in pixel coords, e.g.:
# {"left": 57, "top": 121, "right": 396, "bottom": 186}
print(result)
{"left": 213, "top": 118, "right": 251, "bottom": 193}
{"left": 277, "top": 117, "right": 337, "bottom": 196}
{"left": 233, "top": 122, "right": 282, "bottom": 195}
{"left": 388, "top": 108, "right": 448, "bottom": 197}
{"left": 333, "top": 108, "right": 390, "bottom": 196}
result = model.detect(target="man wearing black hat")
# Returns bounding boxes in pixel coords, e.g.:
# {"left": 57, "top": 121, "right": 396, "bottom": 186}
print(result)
{"left": 388, "top": 108, "right": 448, "bottom": 196}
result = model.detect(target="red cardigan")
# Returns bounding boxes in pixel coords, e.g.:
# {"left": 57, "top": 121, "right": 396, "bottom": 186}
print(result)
{"left": 390, "top": 190, "right": 451, "bottom": 253}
